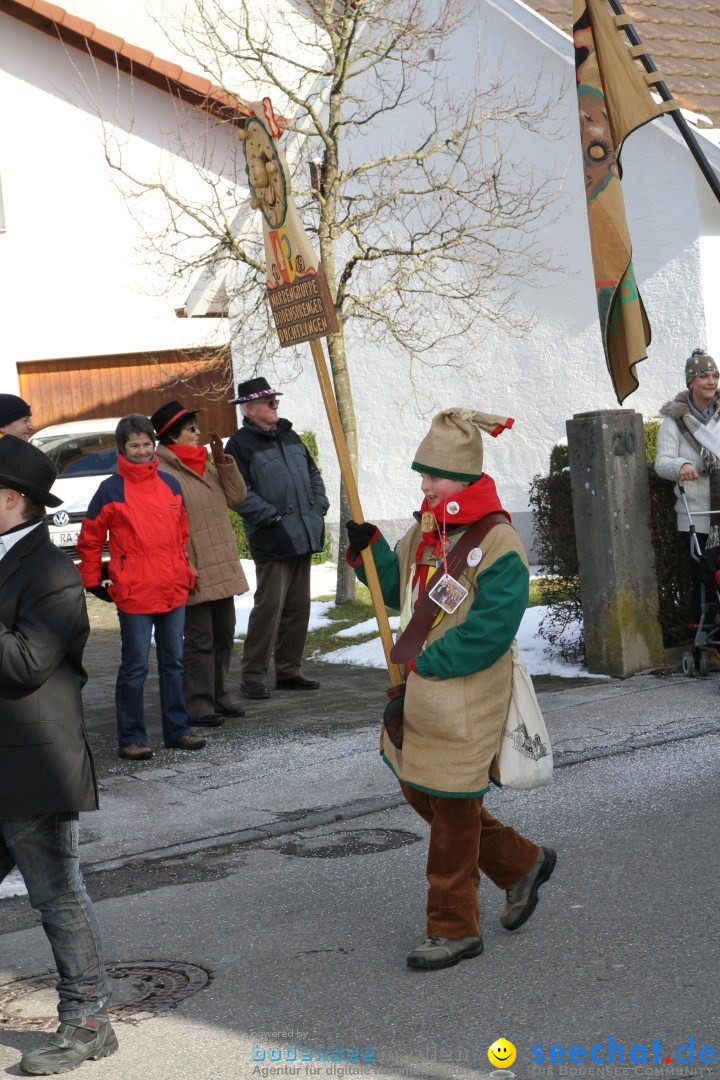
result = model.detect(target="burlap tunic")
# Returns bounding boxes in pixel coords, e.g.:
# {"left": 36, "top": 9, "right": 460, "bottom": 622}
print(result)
{"left": 380, "top": 520, "right": 529, "bottom": 798}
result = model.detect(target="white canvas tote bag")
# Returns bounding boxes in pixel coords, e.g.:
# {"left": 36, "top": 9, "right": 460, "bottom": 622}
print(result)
{"left": 492, "top": 641, "right": 553, "bottom": 790}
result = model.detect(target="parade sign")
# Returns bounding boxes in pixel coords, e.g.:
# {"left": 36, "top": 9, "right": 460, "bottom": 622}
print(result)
{"left": 238, "top": 98, "right": 339, "bottom": 347}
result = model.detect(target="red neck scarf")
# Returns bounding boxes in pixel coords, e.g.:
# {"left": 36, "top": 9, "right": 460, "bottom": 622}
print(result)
{"left": 168, "top": 443, "right": 208, "bottom": 476}
{"left": 416, "top": 474, "right": 509, "bottom": 562}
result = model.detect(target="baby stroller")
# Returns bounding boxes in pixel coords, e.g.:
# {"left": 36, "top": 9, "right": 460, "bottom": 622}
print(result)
{"left": 678, "top": 484, "right": 720, "bottom": 676}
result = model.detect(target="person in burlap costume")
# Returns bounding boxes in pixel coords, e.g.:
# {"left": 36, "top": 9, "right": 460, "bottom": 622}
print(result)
{"left": 346, "top": 408, "right": 556, "bottom": 971}
{"left": 656, "top": 348, "right": 720, "bottom": 664}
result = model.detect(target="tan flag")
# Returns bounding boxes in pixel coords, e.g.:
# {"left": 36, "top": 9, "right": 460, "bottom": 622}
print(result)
{"left": 573, "top": 0, "right": 677, "bottom": 402}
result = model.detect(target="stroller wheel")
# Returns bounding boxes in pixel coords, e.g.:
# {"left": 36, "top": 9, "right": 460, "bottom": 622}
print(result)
{"left": 682, "top": 651, "right": 695, "bottom": 677}
{"left": 698, "top": 651, "right": 710, "bottom": 676}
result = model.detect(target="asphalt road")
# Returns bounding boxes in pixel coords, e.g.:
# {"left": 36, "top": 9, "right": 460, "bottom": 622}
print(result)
{"left": 1, "top": 731, "right": 718, "bottom": 1079}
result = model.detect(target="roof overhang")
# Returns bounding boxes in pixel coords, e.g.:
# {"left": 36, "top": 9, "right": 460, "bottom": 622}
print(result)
{"left": 1, "top": 0, "right": 251, "bottom": 125}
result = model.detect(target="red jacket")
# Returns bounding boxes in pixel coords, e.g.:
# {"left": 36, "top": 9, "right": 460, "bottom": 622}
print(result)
{"left": 77, "top": 454, "right": 196, "bottom": 615}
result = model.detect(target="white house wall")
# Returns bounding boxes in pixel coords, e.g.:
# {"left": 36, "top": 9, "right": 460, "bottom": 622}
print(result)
{"left": 233, "top": 0, "right": 719, "bottom": 554}
{"left": 0, "top": 13, "right": 232, "bottom": 386}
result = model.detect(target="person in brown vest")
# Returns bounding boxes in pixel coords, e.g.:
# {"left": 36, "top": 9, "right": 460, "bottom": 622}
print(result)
{"left": 346, "top": 409, "right": 556, "bottom": 971}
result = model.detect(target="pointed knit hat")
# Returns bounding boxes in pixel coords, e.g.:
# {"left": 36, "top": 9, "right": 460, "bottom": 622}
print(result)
{"left": 411, "top": 408, "right": 514, "bottom": 481}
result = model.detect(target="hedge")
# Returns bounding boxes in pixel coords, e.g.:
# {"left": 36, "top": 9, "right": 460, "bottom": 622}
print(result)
{"left": 529, "top": 420, "right": 690, "bottom": 661}
{"left": 227, "top": 431, "right": 331, "bottom": 563}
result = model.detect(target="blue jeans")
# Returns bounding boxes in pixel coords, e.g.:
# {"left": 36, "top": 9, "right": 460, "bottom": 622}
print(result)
{"left": 116, "top": 607, "right": 190, "bottom": 746}
{"left": 0, "top": 813, "right": 111, "bottom": 1021}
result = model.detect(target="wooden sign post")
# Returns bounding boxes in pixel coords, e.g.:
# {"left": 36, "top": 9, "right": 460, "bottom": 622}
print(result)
{"left": 238, "top": 98, "right": 403, "bottom": 688}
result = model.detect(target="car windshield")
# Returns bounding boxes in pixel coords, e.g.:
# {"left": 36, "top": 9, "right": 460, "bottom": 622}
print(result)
{"left": 33, "top": 433, "right": 118, "bottom": 478}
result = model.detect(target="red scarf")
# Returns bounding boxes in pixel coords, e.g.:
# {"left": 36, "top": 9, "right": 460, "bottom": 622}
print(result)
{"left": 415, "top": 473, "right": 510, "bottom": 564}
{"left": 168, "top": 443, "right": 208, "bottom": 476}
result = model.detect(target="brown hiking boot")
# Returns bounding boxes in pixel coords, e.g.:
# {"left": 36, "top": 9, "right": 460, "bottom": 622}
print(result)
{"left": 164, "top": 734, "right": 206, "bottom": 751}
{"left": 117, "top": 744, "right": 153, "bottom": 761}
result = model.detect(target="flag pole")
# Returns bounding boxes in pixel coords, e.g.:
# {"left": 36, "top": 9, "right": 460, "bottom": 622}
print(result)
{"left": 308, "top": 337, "right": 403, "bottom": 687}
{"left": 607, "top": 0, "right": 720, "bottom": 205}
{"left": 238, "top": 98, "right": 404, "bottom": 690}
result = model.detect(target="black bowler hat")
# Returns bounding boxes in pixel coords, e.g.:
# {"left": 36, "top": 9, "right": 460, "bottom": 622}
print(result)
{"left": 0, "top": 434, "right": 63, "bottom": 507}
{"left": 150, "top": 400, "right": 200, "bottom": 438}
{"left": 230, "top": 377, "right": 283, "bottom": 404}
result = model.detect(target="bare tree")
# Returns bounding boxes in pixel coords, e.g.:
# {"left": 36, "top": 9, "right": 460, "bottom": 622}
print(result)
{"left": 104, "top": 0, "right": 560, "bottom": 601}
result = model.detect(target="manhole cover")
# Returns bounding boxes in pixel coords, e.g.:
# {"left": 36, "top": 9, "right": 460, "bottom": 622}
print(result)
{"left": 269, "top": 827, "right": 421, "bottom": 858}
{"left": 0, "top": 961, "right": 210, "bottom": 1030}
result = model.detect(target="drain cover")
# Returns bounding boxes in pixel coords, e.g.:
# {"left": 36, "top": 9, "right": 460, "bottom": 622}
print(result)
{"left": 269, "top": 827, "right": 421, "bottom": 858}
{"left": 0, "top": 961, "right": 210, "bottom": 1030}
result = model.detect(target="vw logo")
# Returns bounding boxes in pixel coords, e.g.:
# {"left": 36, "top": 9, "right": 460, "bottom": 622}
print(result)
{"left": 52, "top": 511, "right": 70, "bottom": 527}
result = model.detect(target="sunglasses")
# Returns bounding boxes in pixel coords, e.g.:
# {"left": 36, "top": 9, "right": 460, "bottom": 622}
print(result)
{"left": 183, "top": 422, "right": 201, "bottom": 432}
{"left": 259, "top": 397, "right": 279, "bottom": 407}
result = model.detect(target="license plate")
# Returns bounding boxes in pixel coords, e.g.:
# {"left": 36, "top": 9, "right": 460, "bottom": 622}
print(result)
{"left": 51, "top": 530, "right": 80, "bottom": 547}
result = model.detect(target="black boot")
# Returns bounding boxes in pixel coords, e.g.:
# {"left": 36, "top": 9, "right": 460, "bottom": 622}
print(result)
{"left": 20, "top": 1006, "right": 118, "bottom": 1075}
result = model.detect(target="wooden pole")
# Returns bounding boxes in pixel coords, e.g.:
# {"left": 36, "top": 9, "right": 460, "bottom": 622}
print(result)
{"left": 607, "top": 0, "right": 720, "bottom": 206}
{"left": 309, "top": 337, "right": 403, "bottom": 687}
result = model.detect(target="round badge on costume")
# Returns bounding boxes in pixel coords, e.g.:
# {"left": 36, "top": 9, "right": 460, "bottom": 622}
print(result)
{"left": 446, "top": 501, "right": 460, "bottom": 515}
{"left": 467, "top": 547, "right": 482, "bottom": 567}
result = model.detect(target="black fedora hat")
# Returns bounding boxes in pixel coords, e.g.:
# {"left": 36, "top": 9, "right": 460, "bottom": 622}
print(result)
{"left": 230, "top": 377, "right": 283, "bottom": 404}
{"left": 150, "top": 400, "right": 200, "bottom": 439}
{"left": 0, "top": 434, "right": 63, "bottom": 508}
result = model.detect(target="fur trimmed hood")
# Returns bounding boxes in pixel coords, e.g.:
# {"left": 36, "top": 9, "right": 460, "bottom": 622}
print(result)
{"left": 660, "top": 391, "right": 720, "bottom": 420}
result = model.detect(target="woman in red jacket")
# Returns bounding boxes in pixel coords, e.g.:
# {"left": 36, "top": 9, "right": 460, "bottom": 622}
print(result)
{"left": 77, "top": 415, "right": 205, "bottom": 760}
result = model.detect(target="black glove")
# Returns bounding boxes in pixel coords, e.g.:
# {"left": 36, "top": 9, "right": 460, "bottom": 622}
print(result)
{"left": 87, "top": 584, "right": 112, "bottom": 603}
{"left": 346, "top": 520, "right": 377, "bottom": 552}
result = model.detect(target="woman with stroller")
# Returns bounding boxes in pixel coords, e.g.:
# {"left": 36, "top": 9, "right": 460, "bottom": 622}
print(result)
{"left": 656, "top": 348, "right": 720, "bottom": 665}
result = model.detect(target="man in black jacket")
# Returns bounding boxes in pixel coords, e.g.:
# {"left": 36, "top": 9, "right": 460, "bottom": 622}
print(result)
{"left": 0, "top": 436, "right": 117, "bottom": 1075}
{"left": 225, "top": 378, "right": 329, "bottom": 699}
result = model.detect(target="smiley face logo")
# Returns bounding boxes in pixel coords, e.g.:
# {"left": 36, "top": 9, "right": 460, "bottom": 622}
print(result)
{"left": 488, "top": 1039, "right": 517, "bottom": 1069}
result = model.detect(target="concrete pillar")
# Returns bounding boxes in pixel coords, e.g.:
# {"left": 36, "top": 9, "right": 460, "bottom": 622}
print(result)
{"left": 566, "top": 409, "right": 665, "bottom": 677}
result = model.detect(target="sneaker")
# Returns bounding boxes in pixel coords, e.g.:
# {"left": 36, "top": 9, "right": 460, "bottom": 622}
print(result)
{"left": 500, "top": 845, "right": 557, "bottom": 931}
{"left": 20, "top": 1009, "right": 118, "bottom": 1075}
{"left": 240, "top": 681, "right": 270, "bottom": 700}
{"left": 191, "top": 714, "right": 225, "bottom": 727}
{"left": 117, "top": 743, "right": 153, "bottom": 761}
{"left": 406, "top": 935, "right": 484, "bottom": 971}
{"left": 275, "top": 675, "right": 320, "bottom": 690}
{"left": 164, "top": 734, "right": 206, "bottom": 751}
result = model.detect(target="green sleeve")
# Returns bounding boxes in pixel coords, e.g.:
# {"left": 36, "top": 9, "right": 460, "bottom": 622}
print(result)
{"left": 414, "top": 551, "right": 529, "bottom": 679}
{"left": 350, "top": 533, "right": 402, "bottom": 611}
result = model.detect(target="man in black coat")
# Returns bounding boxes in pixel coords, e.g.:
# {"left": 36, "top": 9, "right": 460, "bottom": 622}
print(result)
{"left": 224, "top": 378, "right": 329, "bottom": 700}
{"left": 0, "top": 436, "right": 118, "bottom": 1075}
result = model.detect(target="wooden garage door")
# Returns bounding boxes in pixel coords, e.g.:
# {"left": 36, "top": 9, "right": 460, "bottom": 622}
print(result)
{"left": 18, "top": 348, "right": 238, "bottom": 438}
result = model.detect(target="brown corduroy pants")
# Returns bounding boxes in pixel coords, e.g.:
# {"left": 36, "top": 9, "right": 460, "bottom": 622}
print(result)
{"left": 400, "top": 782, "right": 539, "bottom": 939}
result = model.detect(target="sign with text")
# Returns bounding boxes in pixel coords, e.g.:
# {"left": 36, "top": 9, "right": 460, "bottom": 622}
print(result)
{"left": 238, "top": 98, "right": 339, "bottom": 347}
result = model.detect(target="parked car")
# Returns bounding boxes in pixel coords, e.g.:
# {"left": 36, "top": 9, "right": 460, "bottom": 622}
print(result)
{"left": 31, "top": 418, "right": 120, "bottom": 559}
